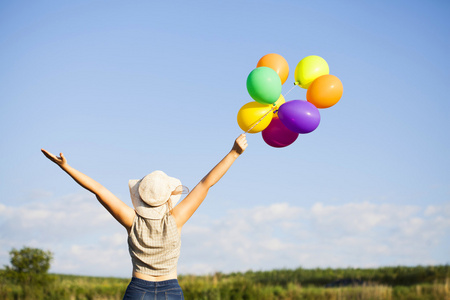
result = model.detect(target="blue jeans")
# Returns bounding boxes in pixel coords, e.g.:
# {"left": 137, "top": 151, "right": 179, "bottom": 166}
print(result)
{"left": 123, "top": 277, "right": 184, "bottom": 300}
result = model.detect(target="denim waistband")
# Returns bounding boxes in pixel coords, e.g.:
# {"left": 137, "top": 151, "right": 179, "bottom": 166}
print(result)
{"left": 130, "top": 277, "right": 179, "bottom": 287}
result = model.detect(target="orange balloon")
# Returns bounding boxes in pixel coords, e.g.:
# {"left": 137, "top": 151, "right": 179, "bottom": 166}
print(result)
{"left": 257, "top": 53, "right": 289, "bottom": 85}
{"left": 306, "top": 75, "right": 343, "bottom": 109}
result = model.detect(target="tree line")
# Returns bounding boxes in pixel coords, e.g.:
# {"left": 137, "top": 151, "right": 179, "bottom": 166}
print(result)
{"left": 231, "top": 264, "right": 450, "bottom": 286}
{"left": 1, "top": 246, "right": 449, "bottom": 299}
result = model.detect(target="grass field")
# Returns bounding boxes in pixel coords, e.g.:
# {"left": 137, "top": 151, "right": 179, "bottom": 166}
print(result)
{"left": 1, "top": 266, "right": 449, "bottom": 299}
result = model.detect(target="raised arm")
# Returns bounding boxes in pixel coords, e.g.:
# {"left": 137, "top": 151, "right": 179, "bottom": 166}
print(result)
{"left": 41, "top": 149, "right": 135, "bottom": 231}
{"left": 171, "top": 134, "right": 247, "bottom": 229}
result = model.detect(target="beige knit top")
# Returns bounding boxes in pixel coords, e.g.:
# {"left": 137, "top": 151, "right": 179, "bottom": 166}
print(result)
{"left": 128, "top": 211, "right": 181, "bottom": 276}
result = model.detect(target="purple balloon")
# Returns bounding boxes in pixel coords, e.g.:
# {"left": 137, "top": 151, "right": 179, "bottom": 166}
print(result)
{"left": 262, "top": 117, "right": 299, "bottom": 148}
{"left": 278, "top": 100, "right": 321, "bottom": 134}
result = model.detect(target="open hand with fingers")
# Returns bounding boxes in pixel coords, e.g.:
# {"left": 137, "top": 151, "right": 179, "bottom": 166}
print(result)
{"left": 41, "top": 149, "right": 67, "bottom": 167}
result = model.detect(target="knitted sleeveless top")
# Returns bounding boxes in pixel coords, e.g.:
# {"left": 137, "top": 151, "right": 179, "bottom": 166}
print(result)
{"left": 128, "top": 211, "right": 181, "bottom": 276}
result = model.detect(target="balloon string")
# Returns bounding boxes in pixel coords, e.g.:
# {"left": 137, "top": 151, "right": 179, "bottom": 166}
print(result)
{"left": 283, "top": 84, "right": 296, "bottom": 97}
{"left": 243, "top": 84, "right": 297, "bottom": 134}
{"left": 245, "top": 106, "right": 277, "bottom": 134}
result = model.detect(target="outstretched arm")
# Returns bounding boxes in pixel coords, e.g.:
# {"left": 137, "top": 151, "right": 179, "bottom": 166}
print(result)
{"left": 41, "top": 149, "right": 135, "bottom": 231}
{"left": 171, "top": 134, "right": 248, "bottom": 229}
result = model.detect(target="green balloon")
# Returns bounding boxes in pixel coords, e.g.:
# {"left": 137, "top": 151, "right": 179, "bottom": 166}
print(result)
{"left": 246, "top": 67, "right": 282, "bottom": 105}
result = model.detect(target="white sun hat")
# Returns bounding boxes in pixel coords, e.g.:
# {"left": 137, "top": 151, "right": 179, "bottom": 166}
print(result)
{"left": 129, "top": 170, "right": 183, "bottom": 219}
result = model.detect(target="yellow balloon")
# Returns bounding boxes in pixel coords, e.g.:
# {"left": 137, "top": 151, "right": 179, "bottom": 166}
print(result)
{"left": 294, "top": 55, "right": 329, "bottom": 89}
{"left": 237, "top": 101, "right": 273, "bottom": 133}
{"left": 273, "top": 95, "right": 285, "bottom": 116}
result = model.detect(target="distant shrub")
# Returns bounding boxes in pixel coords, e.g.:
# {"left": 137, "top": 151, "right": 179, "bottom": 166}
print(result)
{"left": 3, "top": 247, "right": 54, "bottom": 287}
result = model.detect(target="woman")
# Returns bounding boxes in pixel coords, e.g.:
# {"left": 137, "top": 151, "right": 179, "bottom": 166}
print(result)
{"left": 41, "top": 134, "right": 248, "bottom": 299}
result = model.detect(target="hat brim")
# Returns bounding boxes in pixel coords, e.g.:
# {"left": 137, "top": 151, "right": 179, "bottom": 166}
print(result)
{"left": 129, "top": 179, "right": 181, "bottom": 219}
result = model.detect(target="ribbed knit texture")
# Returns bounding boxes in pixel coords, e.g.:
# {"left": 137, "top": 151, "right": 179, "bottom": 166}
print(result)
{"left": 128, "top": 212, "right": 181, "bottom": 276}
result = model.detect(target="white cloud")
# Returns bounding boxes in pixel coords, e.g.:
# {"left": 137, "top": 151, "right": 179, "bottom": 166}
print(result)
{"left": 1, "top": 194, "right": 449, "bottom": 277}
{"left": 0, "top": 192, "right": 128, "bottom": 277}
{"left": 178, "top": 201, "right": 450, "bottom": 274}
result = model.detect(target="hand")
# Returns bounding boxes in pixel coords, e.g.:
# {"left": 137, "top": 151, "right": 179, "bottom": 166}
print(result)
{"left": 231, "top": 134, "right": 248, "bottom": 155}
{"left": 41, "top": 149, "right": 67, "bottom": 167}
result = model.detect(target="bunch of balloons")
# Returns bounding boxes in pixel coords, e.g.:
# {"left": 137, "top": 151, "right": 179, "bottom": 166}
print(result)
{"left": 237, "top": 53, "right": 343, "bottom": 148}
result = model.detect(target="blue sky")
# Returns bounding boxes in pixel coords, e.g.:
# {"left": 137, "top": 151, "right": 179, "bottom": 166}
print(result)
{"left": 0, "top": 0, "right": 449, "bottom": 277}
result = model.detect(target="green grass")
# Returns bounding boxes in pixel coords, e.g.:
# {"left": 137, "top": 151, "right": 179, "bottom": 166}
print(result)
{"left": 1, "top": 266, "right": 449, "bottom": 299}
{"left": 0, "top": 273, "right": 129, "bottom": 300}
